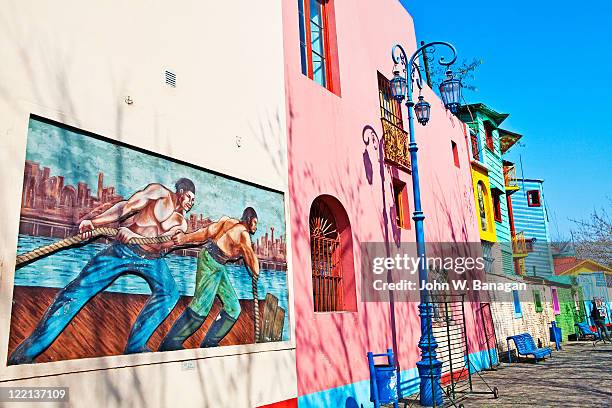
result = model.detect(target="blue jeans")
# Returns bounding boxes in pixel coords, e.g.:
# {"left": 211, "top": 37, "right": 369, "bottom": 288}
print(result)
{"left": 9, "top": 243, "right": 179, "bottom": 363}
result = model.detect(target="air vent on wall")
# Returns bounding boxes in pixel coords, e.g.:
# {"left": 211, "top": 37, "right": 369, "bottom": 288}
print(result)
{"left": 165, "top": 70, "right": 176, "bottom": 87}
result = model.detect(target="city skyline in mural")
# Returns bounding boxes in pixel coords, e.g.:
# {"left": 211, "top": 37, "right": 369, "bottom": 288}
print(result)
{"left": 20, "top": 159, "right": 287, "bottom": 263}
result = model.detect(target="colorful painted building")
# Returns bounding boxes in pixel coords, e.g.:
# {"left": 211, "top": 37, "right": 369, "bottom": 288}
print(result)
{"left": 282, "top": 1, "right": 493, "bottom": 406}
{"left": 458, "top": 105, "right": 537, "bottom": 354}
{"left": 459, "top": 104, "right": 514, "bottom": 275}
{"left": 555, "top": 257, "right": 612, "bottom": 327}
{"left": 1, "top": 1, "right": 597, "bottom": 407}
{"left": 0, "top": 1, "right": 501, "bottom": 407}
{"left": 510, "top": 179, "right": 555, "bottom": 277}
{"left": 506, "top": 178, "right": 586, "bottom": 341}
{"left": 457, "top": 104, "right": 570, "bottom": 357}
{"left": 538, "top": 274, "right": 580, "bottom": 341}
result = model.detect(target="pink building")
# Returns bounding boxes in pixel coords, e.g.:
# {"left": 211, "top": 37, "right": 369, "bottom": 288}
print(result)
{"left": 0, "top": 0, "right": 498, "bottom": 406}
{"left": 282, "top": 0, "right": 493, "bottom": 406}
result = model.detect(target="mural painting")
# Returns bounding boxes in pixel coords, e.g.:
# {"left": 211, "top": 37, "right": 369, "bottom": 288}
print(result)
{"left": 8, "top": 116, "right": 289, "bottom": 365}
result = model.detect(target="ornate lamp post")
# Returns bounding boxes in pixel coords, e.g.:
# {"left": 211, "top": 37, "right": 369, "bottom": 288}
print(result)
{"left": 389, "top": 41, "right": 461, "bottom": 407}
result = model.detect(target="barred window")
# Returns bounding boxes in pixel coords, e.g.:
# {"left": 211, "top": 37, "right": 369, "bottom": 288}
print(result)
{"left": 378, "top": 72, "right": 404, "bottom": 128}
{"left": 310, "top": 198, "right": 343, "bottom": 312}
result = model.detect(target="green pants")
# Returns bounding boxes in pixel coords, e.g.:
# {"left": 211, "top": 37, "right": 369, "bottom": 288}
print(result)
{"left": 189, "top": 250, "right": 241, "bottom": 319}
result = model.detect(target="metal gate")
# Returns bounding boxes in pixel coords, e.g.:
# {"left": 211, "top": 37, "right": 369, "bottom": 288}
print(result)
{"left": 478, "top": 302, "right": 499, "bottom": 369}
{"left": 405, "top": 294, "right": 499, "bottom": 407}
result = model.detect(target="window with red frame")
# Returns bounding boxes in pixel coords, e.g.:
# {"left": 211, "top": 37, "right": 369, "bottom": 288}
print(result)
{"left": 470, "top": 129, "right": 481, "bottom": 161}
{"left": 527, "top": 190, "right": 541, "bottom": 207}
{"left": 451, "top": 140, "right": 460, "bottom": 168}
{"left": 298, "top": 0, "right": 337, "bottom": 91}
{"left": 493, "top": 192, "right": 502, "bottom": 222}
{"left": 392, "top": 178, "right": 410, "bottom": 229}
{"left": 484, "top": 121, "right": 495, "bottom": 151}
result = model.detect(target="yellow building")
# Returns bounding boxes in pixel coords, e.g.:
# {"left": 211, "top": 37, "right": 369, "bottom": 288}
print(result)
{"left": 471, "top": 162, "right": 497, "bottom": 242}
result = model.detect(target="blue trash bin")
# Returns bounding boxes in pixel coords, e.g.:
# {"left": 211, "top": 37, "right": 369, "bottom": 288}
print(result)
{"left": 371, "top": 364, "right": 398, "bottom": 403}
{"left": 368, "top": 350, "right": 399, "bottom": 408}
{"left": 550, "top": 321, "right": 562, "bottom": 350}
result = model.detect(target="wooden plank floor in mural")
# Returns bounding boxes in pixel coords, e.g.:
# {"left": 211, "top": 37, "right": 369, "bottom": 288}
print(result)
{"left": 9, "top": 286, "right": 269, "bottom": 363}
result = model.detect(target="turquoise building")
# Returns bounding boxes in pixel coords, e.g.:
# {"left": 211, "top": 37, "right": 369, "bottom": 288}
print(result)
{"left": 510, "top": 178, "right": 555, "bottom": 277}
{"left": 459, "top": 103, "right": 519, "bottom": 276}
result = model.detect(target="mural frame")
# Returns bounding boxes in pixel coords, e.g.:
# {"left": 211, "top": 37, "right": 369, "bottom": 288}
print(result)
{"left": 0, "top": 106, "right": 296, "bottom": 382}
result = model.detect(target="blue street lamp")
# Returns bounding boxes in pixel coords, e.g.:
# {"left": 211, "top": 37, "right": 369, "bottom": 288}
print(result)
{"left": 390, "top": 41, "right": 460, "bottom": 407}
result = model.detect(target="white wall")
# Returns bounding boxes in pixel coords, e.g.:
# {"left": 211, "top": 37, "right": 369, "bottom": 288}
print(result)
{"left": 0, "top": 1, "right": 296, "bottom": 406}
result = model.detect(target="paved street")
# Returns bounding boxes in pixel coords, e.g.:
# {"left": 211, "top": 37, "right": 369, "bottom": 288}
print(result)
{"left": 394, "top": 342, "right": 611, "bottom": 408}
{"left": 455, "top": 342, "right": 612, "bottom": 407}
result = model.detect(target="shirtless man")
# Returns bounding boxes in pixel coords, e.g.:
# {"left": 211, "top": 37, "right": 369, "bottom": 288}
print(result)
{"left": 159, "top": 207, "right": 260, "bottom": 351}
{"left": 8, "top": 178, "right": 195, "bottom": 364}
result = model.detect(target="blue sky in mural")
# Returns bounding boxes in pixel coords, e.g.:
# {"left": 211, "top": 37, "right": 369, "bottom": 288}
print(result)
{"left": 25, "top": 119, "right": 286, "bottom": 239}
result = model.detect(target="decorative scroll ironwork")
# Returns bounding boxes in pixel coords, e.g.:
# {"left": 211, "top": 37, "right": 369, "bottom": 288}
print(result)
{"left": 381, "top": 117, "right": 411, "bottom": 170}
{"left": 391, "top": 41, "right": 458, "bottom": 98}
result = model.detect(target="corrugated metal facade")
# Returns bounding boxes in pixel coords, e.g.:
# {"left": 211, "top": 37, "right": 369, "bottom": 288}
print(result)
{"left": 511, "top": 179, "right": 554, "bottom": 277}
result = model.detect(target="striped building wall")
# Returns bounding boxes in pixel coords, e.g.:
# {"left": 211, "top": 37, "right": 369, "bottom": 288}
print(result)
{"left": 511, "top": 179, "right": 554, "bottom": 277}
{"left": 472, "top": 111, "right": 513, "bottom": 276}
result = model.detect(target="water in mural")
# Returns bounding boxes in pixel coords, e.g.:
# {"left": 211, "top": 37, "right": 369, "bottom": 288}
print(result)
{"left": 8, "top": 117, "right": 290, "bottom": 365}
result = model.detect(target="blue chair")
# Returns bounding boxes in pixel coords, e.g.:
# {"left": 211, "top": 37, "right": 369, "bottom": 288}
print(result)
{"left": 575, "top": 322, "right": 600, "bottom": 340}
{"left": 506, "top": 333, "right": 552, "bottom": 363}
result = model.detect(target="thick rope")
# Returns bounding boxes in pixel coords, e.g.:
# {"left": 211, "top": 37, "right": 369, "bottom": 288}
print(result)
{"left": 15, "top": 227, "right": 171, "bottom": 266}
{"left": 253, "top": 277, "right": 260, "bottom": 342}
{"left": 16, "top": 227, "right": 262, "bottom": 342}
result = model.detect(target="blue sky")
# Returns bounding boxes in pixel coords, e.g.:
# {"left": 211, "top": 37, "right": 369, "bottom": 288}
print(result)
{"left": 401, "top": 0, "right": 612, "bottom": 239}
{"left": 26, "top": 118, "right": 286, "bottom": 239}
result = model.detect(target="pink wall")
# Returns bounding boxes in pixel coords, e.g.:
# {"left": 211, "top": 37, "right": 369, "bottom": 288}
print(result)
{"left": 283, "top": 0, "right": 484, "bottom": 397}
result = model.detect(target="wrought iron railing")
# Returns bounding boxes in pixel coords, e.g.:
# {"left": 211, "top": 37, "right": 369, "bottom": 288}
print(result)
{"left": 512, "top": 231, "right": 528, "bottom": 256}
{"left": 381, "top": 118, "right": 410, "bottom": 170}
{"left": 504, "top": 165, "right": 518, "bottom": 189}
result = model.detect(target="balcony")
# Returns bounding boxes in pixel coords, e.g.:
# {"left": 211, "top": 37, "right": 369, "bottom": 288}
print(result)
{"left": 512, "top": 231, "right": 528, "bottom": 257}
{"left": 381, "top": 118, "right": 411, "bottom": 171}
{"left": 514, "top": 257, "right": 526, "bottom": 276}
{"left": 504, "top": 165, "right": 520, "bottom": 194}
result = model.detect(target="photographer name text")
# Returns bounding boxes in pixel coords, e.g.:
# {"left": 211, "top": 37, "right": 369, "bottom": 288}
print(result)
{"left": 372, "top": 279, "right": 527, "bottom": 293}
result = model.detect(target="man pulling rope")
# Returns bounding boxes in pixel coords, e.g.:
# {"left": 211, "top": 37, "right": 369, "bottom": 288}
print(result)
{"left": 10, "top": 179, "right": 261, "bottom": 365}
{"left": 9, "top": 179, "right": 194, "bottom": 364}
{"left": 159, "top": 207, "right": 261, "bottom": 350}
